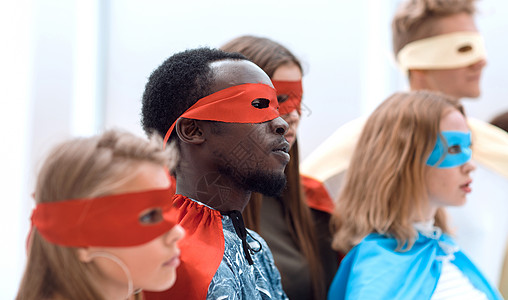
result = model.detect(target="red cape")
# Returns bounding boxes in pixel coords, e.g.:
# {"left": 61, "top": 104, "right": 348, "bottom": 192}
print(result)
{"left": 301, "top": 174, "right": 335, "bottom": 214}
{"left": 144, "top": 194, "right": 224, "bottom": 300}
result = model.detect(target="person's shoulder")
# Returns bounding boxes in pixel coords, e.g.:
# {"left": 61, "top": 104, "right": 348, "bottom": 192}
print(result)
{"left": 207, "top": 260, "right": 241, "bottom": 299}
{"left": 348, "top": 233, "right": 424, "bottom": 266}
{"left": 341, "top": 234, "right": 397, "bottom": 266}
{"left": 467, "top": 117, "right": 508, "bottom": 179}
{"left": 468, "top": 117, "right": 508, "bottom": 143}
{"left": 359, "top": 233, "right": 398, "bottom": 249}
{"left": 300, "top": 174, "right": 335, "bottom": 214}
{"left": 300, "top": 116, "right": 368, "bottom": 182}
{"left": 337, "top": 234, "right": 434, "bottom": 299}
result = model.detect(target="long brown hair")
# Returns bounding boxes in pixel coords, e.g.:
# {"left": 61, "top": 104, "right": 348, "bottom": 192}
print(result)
{"left": 331, "top": 91, "right": 464, "bottom": 253}
{"left": 221, "top": 35, "right": 325, "bottom": 300}
{"left": 17, "top": 130, "right": 176, "bottom": 300}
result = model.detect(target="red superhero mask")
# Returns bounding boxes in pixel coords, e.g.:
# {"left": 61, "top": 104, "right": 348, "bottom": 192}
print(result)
{"left": 31, "top": 186, "right": 178, "bottom": 247}
{"left": 163, "top": 83, "right": 279, "bottom": 147}
{"left": 272, "top": 80, "right": 303, "bottom": 115}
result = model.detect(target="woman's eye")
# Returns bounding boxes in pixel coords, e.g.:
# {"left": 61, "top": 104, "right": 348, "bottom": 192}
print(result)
{"left": 448, "top": 145, "right": 462, "bottom": 154}
{"left": 277, "top": 94, "right": 289, "bottom": 104}
{"left": 139, "top": 208, "right": 163, "bottom": 224}
{"left": 251, "top": 98, "right": 270, "bottom": 109}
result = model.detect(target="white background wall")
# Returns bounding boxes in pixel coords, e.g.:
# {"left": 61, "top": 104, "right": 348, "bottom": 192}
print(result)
{"left": 2, "top": 0, "right": 508, "bottom": 298}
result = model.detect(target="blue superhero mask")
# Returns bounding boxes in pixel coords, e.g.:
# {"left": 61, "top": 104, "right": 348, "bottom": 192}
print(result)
{"left": 426, "top": 131, "right": 472, "bottom": 168}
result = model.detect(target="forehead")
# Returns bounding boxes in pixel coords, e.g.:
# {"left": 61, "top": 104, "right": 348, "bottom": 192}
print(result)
{"left": 111, "top": 163, "right": 169, "bottom": 194}
{"left": 431, "top": 12, "right": 478, "bottom": 36}
{"left": 271, "top": 62, "right": 302, "bottom": 81}
{"left": 440, "top": 109, "right": 468, "bottom": 132}
{"left": 209, "top": 60, "right": 273, "bottom": 93}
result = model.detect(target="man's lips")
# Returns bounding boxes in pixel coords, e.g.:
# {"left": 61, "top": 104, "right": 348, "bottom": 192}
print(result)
{"left": 272, "top": 141, "right": 290, "bottom": 153}
{"left": 271, "top": 140, "right": 290, "bottom": 163}
{"left": 467, "top": 73, "right": 481, "bottom": 81}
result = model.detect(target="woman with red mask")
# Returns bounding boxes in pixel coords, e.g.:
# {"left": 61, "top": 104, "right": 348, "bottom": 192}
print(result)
{"left": 16, "top": 130, "right": 184, "bottom": 300}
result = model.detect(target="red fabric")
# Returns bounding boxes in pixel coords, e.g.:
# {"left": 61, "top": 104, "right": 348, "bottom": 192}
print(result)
{"left": 272, "top": 80, "right": 303, "bottom": 115}
{"left": 144, "top": 194, "right": 225, "bottom": 300}
{"left": 301, "top": 174, "right": 335, "bottom": 214}
{"left": 164, "top": 83, "right": 279, "bottom": 147}
{"left": 31, "top": 187, "right": 177, "bottom": 247}
{"left": 26, "top": 176, "right": 178, "bottom": 252}
{"left": 168, "top": 175, "right": 176, "bottom": 196}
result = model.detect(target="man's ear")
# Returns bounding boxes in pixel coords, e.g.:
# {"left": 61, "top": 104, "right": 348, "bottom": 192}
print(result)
{"left": 77, "top": 248, "right": 93, "bottom": 263}
{"left": 175, "top": 118, "right": 206, "bottom": 145}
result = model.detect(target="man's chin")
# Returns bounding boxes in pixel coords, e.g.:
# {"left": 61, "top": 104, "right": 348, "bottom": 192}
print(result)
{"left": 470, "top": 91, "right": 481, "bottom": 99}
{"left": 458, "top": 88, "right": 481, "bottom": 100}
{"left": 218, "top": 165, "right": 287, "bottom": 197}
{"left": 245, "top": 171, "right": 287, "bottom": 197}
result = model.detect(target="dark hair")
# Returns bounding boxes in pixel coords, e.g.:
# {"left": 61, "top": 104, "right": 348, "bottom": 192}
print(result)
{"left": 141, "top": 47, "right": 247, "bottom": 141}
{"left": 221, "top": 36, "right": 325, "bottom": 300}
{"left": 490, "top": 111, "right": 508, "bottom": 133}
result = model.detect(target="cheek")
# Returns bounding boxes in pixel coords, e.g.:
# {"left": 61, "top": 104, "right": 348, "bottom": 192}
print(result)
{"left": 290, "top": 118, "right": 301, "bottom": 131}
{"left": 280, "top": 115, "right": 290, "bottom": 124}
{"left": 217, "top": 127, "right": 271, "bottom": 167}
{"left": 425, "top": 168, "right": 444, "bottom": 193}
{"left": 87, "top": 249, "right": 138, "bottom": 284}
{"left": 449, "top": 69, "right": 470, "bottom": 85}
{"left": 110, "top": 243, "right": 164, "bottom": 274}
{"left": 430, "top": 71, "right": 458, "bottom": 86}
{"left": 245, "top": 125, "right": 272, "bottom": 148}
{"left": 426, "top": 169, "right": 455, "bottom": 194}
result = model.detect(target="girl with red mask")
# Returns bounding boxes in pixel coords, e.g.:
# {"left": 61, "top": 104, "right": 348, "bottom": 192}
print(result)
{"left": 17, "top": 130, "right": 184, "bottom": 300}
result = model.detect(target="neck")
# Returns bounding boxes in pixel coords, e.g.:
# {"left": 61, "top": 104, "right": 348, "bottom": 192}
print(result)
{"left": 412, "top": 202, "right": 438, "bottom": 223}
{"left": 175, "top": 162, "right": 251, "bottom": 212}
{"left": 409, "top": 78, "right": 462, "bottom": 103}
{"left": 413, "top": 218, "right": 441, "bottom": 239}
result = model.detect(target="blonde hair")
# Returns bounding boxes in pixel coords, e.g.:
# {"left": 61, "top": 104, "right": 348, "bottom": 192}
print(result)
{"left": 17, "top": 129, "right": 176, "bottom": 300}
{"left": 331, "top": 91, "right": 464, "bottom": 253}
{"left": 392, "top": 0, "right": 477, "bottom": 56}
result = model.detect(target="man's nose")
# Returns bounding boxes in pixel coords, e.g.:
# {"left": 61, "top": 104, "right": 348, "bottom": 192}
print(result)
{"left": 469, "top": 58, "right": 486, "bottom": 70}
{"left": 269, "top": 117, "right": 289, "bottom": 136}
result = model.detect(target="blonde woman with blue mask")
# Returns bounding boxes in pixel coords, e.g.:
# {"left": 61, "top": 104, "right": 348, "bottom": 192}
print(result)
{"left": 328, "top": 91, "right": 502, "bottom": 299}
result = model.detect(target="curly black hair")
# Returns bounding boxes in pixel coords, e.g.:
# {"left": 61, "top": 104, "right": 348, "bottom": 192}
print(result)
{"left": 141, "top": 47, "right": 247, "bottom": 142}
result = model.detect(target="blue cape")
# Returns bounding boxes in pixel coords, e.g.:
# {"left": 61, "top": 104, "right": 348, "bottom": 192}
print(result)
{"left": 328, "top": 232, "right": 502, "bottom": 300}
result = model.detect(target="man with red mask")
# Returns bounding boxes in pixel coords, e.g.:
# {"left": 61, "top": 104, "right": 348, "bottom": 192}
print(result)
{"left": 141, "top": 48, "right": 289, "bottom": 299}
